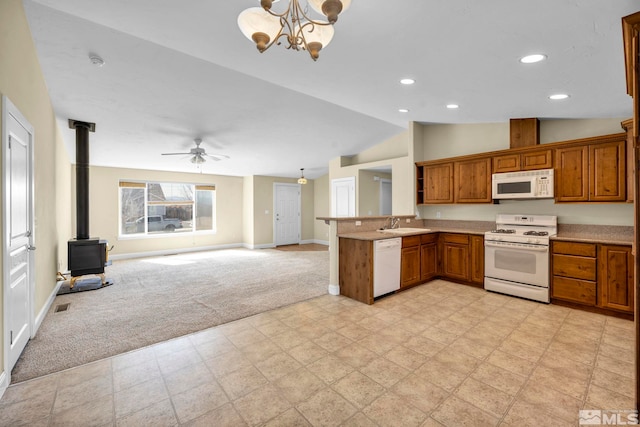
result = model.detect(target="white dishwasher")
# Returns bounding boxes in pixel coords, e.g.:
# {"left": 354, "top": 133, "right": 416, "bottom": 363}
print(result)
{"left": 373, "top": 237, "right": 402, "bottom": 298}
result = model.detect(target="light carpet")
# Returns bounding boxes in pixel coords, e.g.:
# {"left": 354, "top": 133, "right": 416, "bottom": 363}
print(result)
{"left": 11, "top": 247, "right": 329, "bottom": 383}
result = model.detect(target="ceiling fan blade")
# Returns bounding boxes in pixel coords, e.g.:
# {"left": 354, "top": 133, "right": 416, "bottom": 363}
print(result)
{"left": 204, "top": 153, "right": 230, "bottom": 160}
{"left": 161, "top": 152, "right": 192, "bottom": 156}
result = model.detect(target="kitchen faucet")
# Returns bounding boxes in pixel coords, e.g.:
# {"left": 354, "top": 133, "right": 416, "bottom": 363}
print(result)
{"left": 386, "top": 216, "right": 400, "bottom": 229}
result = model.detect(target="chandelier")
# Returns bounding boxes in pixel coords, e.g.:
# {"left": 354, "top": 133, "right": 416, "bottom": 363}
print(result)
{"left": 237, "top": 0, "right": 351, "bottom": 61}
{"left": 298, "top": 168, "right": 307, "bottom": 184}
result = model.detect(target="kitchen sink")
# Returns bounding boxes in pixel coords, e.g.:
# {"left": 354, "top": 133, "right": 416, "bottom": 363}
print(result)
{"left": 378, "top": 227, "right": 431, "bottom": 235}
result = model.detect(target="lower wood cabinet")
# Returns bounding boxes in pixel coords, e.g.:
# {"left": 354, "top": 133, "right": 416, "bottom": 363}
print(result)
{"left": 420, "top": 234, "right": 438, "bottom": 281}
{"left": 598, "top": 245, "right": 634, "bottom": 312}
{"left": 470, "top": 235, "right": 485, "bottom": 285}
{"left": 401, "top": 236, "right": 421, "bottom": 288}
{"left": 551, "top": 240, "right": 633, "bottom": 314}
{"left": 441, "top": 233, "right": 470, "bottom": 282}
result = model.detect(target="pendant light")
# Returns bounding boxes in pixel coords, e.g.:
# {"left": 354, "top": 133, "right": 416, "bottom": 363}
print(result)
{"left": 298, "top": 168, "right": 308, "bottom": 184}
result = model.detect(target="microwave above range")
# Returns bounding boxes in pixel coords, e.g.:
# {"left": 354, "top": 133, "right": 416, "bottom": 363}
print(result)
{"left": 492, "top": 168, "right": 554, "bottom": 200}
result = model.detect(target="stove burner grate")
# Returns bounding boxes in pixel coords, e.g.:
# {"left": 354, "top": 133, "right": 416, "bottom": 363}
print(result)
{"left": 491, "top": 229, "right": 516, "bottom": 234}
{"left": 523, "top": 231, "right": 549, "bottom": 236}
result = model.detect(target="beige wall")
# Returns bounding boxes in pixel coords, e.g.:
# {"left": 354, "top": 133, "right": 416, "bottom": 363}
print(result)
{"left": 249, "top": 176, "right": 315, "bottom": 247}
{"left": 242, "top": 176, "right": 255, "bottom": 246}
{"left": 415, "top": 118, "right": 634, "bottom": 225}
{"left": 314, "top": 174, "right": 330, "bottom": 242}
{"left": 348, "top": 130, "right": 409, "bottom": 165}
{"left": 0, "top": 0, "right": 72, "bottom": 381}
{"left": 84, "top": 166, "right": 244, "bottom": 257}
{"left": 358, "top": 170, "right": 392, "bottom": 216}
{"left": 329, "top": 132, "right": 415, "bottom": 216}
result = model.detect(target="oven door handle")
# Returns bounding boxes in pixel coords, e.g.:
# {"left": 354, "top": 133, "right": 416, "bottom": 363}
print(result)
{"left": 484, "top": 241, "right": 548, "bottom": 252}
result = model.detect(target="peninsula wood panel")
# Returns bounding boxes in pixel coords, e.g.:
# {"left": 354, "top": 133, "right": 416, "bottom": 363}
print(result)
{"left": 454, "top": 158, "right": 492, "bottom": 203}
{"left": 589, "top": 140, "right": 626, "bottom": 201}
{"left": 423, "top": 163, "right": 454, "bottom": 204}
{"left": 338, "top": 238, "right": 373, "bottom": 304}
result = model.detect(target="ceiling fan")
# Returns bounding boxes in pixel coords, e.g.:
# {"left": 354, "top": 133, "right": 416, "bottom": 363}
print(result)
{"left": 161, "top": 138, "right": 229, "bottom": 164}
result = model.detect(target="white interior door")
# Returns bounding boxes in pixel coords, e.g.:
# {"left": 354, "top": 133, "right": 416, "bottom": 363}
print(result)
{"left": 331, "top": 177, "right": 355, "bottom": 217}
{"left": 380, "top": 179, "right": 392, "bottom": 215}
{"left": 274, "top": 183, "right": 300, "bottom": 246}
{"left": 3, "top": 96, "right": 35, "bottom": 373}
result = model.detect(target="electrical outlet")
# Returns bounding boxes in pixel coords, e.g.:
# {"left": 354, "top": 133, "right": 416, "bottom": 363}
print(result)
{"left": 355, "top": 220, "right": 362, "bottom": 226}
{"left": 406, "top": 218, "right": 411, "bottom": 223}
{"left": 436, "top": 211, "right": 441, "bottom": 218}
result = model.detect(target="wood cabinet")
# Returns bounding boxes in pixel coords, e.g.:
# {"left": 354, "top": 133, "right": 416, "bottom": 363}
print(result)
{"left": 421, "top": 163, "right": 454, "bottom": 204}
{"left": 417, "top": 132, "right": 627, "bottom": 205}
{"left": 598, "top": 245, "right": 634, "bottom": 313}
{"left": 492, "top": 149, "right": 553, "bottom": 173}
{"left": 622, "top": 118, "right": 635, "bottom": 202}
{"left": 441, "top": 233, "right": 470, "bottom": 281}
{"left": 470, "top": 235, "right": 484, "bottom": 285}
{"left": 551, "top": 240, "right": 634, "bottom": 314}
{"left": 551, "top": 241, "right": 597, "bottom": 305}
{"left": 420, "top": 234, "right": 438, "bottom": 281}
{"left": 401, "top": 236, "right": 421, "bottom": 288}
{"left": 454, "top": 158, "right": 492, "bottom": 203}
{"left": 555, "top": 137, "right": 626, "bottom": 202}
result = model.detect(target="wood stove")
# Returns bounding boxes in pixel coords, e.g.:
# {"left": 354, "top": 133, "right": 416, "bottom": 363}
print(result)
{"left": 67, "top": 119, "right": 112, "bottom": 289}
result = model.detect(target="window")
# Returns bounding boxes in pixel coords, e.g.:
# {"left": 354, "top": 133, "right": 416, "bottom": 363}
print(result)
{"left": 119, "top": 181, "right": 216, "bottom": 236}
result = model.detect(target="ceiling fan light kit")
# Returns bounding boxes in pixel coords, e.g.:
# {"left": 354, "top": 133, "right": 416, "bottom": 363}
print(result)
{"left": 238, "top": 0, "right": 351, "bottom": 61}
{"left": 162, "top": 138, "right": 229, "bottom": 166}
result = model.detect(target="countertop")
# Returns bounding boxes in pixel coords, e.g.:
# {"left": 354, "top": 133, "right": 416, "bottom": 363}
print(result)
{"left": 339, "top": 225, "right": 634, "bottom": 245}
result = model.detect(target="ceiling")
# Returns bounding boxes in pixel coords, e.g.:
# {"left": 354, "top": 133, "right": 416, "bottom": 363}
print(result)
{"left": 23, "top": 0, "right": 638, "bottom": 179}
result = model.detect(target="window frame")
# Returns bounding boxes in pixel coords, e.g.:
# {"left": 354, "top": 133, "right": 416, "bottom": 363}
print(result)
{"left": 118, "top": 180, "right": 217, "bottom": 239}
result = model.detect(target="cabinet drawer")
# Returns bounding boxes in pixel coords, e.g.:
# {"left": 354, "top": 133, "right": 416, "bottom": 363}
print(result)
{"left": 552, "top": 254, "right": 596, "bottom": 281}
{"left": 402, "top": 235, "right": 421, "bottom": 248}
{"left": 552, "top": 276, "right": 596, "bottom": 305}
{"left": 441, "top": 233, "right": 469, "bottom": 244}
{"left": 552, "top": 241, "right": 596, "bottom": 257}
{"left": 420, "top": 233, "right": 437, "bottom": 244}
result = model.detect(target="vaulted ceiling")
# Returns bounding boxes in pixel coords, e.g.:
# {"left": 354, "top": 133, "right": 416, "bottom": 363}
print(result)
{"left": 23, "top": 0, "right": 638, "bottom": 178}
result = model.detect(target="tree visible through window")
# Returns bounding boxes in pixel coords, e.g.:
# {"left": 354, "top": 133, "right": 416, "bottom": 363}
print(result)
{"left": 119, "top": 181, "right": 216, "bottom": 236}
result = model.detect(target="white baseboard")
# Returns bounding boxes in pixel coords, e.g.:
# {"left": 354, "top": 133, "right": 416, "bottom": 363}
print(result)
{"left": 109, "top": 243, "right": 244, "bottom": 261}
{"left": 33, "top": 280, "right": 63, "bottom": 338}
{"left": 0, "top": 370, "right": 7, "bottom": 400}
{"left": 328, "top": 284, "right": 340, "bottom": 295}
{"left": 310, "top": 239, "right": 329, "bottom": 246}
{"left": 243, "top": 243, "right": 276, "bottom": 249}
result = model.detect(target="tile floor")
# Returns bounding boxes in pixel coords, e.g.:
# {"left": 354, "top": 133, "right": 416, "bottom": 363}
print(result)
{"left": 0, "top": 280, "right": 635, "bottom": 426}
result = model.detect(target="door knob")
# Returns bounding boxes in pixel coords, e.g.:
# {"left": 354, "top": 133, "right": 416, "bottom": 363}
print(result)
{"left": 27, "top": 245, "right": 36, "bottom": 251}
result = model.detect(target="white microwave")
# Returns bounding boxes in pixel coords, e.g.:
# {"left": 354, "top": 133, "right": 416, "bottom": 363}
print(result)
{"left": 492, "top": 168, "right": 554, "bottom": 200}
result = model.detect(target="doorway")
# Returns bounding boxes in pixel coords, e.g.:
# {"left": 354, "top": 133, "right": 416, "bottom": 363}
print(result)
{"left": 380, "top": 178, "right": 392, "bottom": 215}
{"left": 2, "top": 96, "right": 35, "bottom": 378}
{"left": 274, "top": 183, "right": 301, "bottom": 246}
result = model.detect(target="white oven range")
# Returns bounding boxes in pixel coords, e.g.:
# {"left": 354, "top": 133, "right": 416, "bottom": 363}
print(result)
{"left": 484, "top": 214, "right": 557, "bottom": 303}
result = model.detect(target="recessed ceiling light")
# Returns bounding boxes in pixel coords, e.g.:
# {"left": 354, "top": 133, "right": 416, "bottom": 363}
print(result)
{"left": 400, "top": 78, "right": 415, "bottom": 85}
{"left": 446, "top": 104, "right": 459, "bottom": 109}
{"left": 398, "top": 108, "right": 410, "bottom": 113}
{"left": 549, "top": 93, "right": 569, "bottom": 100}
{"left": 520, "top": 54, "right": 547, "bottom": 64}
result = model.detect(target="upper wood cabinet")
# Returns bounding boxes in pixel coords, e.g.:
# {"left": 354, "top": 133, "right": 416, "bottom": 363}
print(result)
{"left": 421, "top": 163, "right": 454, "bottom": 204}
{"left": 416, "top": 132, "right": 628, "bottom": 205}
{"left": 492, "top": 149, "right": 553, "bottom": 173}
{"left": 454, "top": 158, "right": 492, "bottom": 203}
{"left": 555, "top": 136, "right": 626, "bottom": 202}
